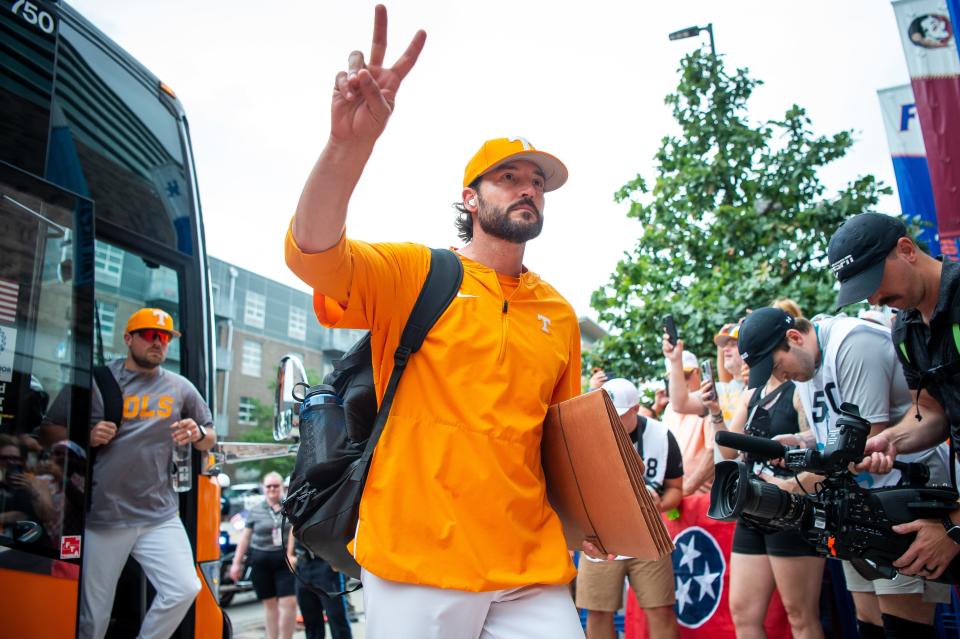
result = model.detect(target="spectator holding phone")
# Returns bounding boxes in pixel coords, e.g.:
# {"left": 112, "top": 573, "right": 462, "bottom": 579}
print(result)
{"left": 660, "top": 341, "right": 713, "bottom": 495}
{"left": 667, "top": 322, "right": 746, "bottom": 422}
{"left": 662, "top": 319, "right": 746, "bottom": 495}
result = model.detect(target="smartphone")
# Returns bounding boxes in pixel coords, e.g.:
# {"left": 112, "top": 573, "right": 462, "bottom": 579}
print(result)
{"left": 663, "top": 314, "right": 679, "bottom": 346}
{"left": 700, "top": 360, "right": 716, "bottom": 400}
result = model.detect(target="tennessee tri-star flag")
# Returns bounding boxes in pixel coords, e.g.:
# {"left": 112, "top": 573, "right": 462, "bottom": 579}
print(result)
{"left": 625, "top": 493, "right": 791, "bottom": 639}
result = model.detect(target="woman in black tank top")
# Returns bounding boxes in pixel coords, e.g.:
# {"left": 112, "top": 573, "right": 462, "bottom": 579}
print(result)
{"left": 761, "top": 382, "right": 799, "bottom": 438}
{"left": 707, "top": 376, "right": 825, "bottom": 639}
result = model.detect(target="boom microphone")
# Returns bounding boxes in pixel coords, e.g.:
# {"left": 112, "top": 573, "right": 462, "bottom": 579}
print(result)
{"left": 715, "top": 430, "right": 787, "bottom": 460}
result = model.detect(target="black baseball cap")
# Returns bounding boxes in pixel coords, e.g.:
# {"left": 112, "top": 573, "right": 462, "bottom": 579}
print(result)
{"left": 828, "top": 213, "right": 907, "bottom": 308}
{"left": 737, "top": 307, "right": 796, "bottom": 389}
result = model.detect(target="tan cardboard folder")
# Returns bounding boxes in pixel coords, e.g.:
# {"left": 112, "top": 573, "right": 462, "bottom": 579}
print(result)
{"left": 542, "top": 389, "right": 674, "bottom": 560}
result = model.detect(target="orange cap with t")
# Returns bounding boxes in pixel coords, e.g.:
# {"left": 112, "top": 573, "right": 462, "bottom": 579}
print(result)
{"left": 125, "top": 308, "right": 181, "bottom": 336}
{"left": 462, "top": 137, "right": 568, "bottom": 192}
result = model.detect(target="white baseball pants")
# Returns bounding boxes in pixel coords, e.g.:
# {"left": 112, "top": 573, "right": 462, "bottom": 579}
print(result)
{"left": 79, "top": 515, "right": 201, "bottom": 639}
{"left": 361, "top": 567, "right": 585, "bottom": 639}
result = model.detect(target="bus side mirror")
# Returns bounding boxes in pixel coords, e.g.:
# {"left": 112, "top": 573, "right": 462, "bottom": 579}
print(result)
{"left": 274, "top": 354, "right": 307, "bottom": 441}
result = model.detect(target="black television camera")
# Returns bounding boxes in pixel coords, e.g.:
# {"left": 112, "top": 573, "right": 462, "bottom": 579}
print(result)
{"left": 708, "top": 402, "right": 960, "bottom": 583}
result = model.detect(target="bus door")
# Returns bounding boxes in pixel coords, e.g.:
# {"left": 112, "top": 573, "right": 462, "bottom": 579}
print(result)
{"left": 0, "top": 160, "right": 95, "bottom": 639}
{"left": 90, "top": 236, "right": 187, "bottom": 639}
{"left": 89, "top": 231, "right": 224, "bottom": 639}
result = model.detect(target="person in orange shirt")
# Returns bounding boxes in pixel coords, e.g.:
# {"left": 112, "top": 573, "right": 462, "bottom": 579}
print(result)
{"left": 283, "top": 6, "right": 602, "bottom": 639}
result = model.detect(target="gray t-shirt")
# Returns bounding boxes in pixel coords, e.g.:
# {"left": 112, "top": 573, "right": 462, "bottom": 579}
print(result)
{"left": 245, "top": 500, "right": 292, "bottom": 551}
{"left": 50, "top": 359, "right": 213, "bottom": 528}
{"left": 818, "top": 317, "right": 911, "bottom": 425}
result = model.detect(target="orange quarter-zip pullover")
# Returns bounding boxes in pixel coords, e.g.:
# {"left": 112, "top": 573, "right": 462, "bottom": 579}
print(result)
{"left": 285, "top": 227, "right": 581, "bottom": 591}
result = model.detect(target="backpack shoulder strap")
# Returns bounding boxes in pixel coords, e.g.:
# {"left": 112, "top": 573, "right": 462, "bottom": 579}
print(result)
{"left": 88, "top": 365, "right": 123, "bottom": 512}
{"left": 396, "top": 248, "right": 464, "bottom": 361}
{"left": 93, "top": 365, "right": 123, "bottom": 427}
{"left": 357, "top": 249, "right": 464, "bottom": 469}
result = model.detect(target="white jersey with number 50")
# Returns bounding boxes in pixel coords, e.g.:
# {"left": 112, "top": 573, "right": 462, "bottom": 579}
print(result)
{"left": 795, "top": 315, "right": 950, "bottom": 488}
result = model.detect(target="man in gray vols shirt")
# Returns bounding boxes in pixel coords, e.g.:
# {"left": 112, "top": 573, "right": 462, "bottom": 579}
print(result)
{"left": 49, "top": 307, "right": 216, "bottom": 639}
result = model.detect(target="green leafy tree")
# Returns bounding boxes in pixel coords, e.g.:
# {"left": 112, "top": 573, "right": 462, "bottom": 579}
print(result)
{"left": 588, "top": 51, "right": 890, "bottom": 382}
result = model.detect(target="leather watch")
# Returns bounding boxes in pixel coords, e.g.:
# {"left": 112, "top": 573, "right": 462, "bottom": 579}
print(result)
{"left": 194, "top": 423, "right": 207, "bottom": 443}
{"left": 942, "top": 515, "right": 960, "bottom": 544}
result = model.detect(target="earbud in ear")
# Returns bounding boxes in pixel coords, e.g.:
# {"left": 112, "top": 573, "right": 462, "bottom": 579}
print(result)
{"left": 467, "top": 198, "right": 477, "bottom": 207}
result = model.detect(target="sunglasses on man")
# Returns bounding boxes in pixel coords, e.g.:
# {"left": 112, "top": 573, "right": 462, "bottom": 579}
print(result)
{"left": 135, "top": 329, "right": 172, "bottom": 344}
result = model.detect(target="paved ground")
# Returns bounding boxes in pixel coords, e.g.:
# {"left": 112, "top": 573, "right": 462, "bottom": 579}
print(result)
{"left": 226, "top": 590, "right": 366, "bottom": 638}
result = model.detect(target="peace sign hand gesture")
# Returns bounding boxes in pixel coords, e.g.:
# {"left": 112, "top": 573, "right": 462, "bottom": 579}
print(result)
{"left": 331, "top": 5, "right": 426, "bottom": 147}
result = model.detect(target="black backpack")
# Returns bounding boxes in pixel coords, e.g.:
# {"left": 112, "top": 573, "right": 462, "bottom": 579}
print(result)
{"left": 282, "top": 248, "right": 463, "bottom": 581}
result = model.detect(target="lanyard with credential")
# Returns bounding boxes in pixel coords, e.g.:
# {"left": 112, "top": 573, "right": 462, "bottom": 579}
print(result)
{"left": 269, "top": 505, "right": 283, "bottom": 547}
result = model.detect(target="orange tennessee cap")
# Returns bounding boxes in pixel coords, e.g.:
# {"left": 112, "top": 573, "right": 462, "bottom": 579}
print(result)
{"left": 125, "top": 308, "right": 181, "bottom": 337}
{"left": 462, "top": 137, "right": 568, "bottom": 192}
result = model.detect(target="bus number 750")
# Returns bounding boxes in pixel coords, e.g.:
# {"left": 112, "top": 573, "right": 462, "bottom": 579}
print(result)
{"left": 11, "top": 0, "right": 56, "bottom": 35}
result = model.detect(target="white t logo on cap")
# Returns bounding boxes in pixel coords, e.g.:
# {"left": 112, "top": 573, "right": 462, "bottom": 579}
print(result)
{"left": 508, "top": 136, "right": 532, "bottom": 150}
{"left": 152, "top": 310, "right": 169, "bottom": 325}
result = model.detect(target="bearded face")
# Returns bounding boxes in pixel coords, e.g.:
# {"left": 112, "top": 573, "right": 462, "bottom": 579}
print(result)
{"left": 475, "top": 194, "right": 543, "bottom": 244}
{"left": 124, "top": 331, "right": 169, "bottom": 369}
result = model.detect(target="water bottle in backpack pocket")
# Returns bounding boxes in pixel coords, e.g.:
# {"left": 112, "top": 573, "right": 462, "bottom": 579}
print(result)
{"left": 282, "top": 379, "right": 368, "bottom": 578}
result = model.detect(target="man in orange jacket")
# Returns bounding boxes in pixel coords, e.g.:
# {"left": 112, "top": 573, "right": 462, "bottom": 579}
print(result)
{"left": 284, "top": 6, "right": 601, "bottom": 638}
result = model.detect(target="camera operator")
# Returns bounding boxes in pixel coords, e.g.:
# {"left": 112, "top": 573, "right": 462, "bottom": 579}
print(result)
{"left": 829, "top": 213, "right": 960, "bottom": 584}
{"left": 737, "top": 306, "right": 951, "bottom": 639}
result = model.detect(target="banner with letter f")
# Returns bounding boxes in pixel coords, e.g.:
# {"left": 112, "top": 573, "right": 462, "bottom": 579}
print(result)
{"left": 877, "top": 84, "right": 941, "bottom": 255}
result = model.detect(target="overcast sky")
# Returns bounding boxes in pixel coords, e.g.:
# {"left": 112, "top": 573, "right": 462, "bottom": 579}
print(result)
{"left": 71, "top": 0, "right": 911, "bottom": 320}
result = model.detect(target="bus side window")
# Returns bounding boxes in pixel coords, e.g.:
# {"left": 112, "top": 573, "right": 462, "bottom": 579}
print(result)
{"left": 0, "top": 164, "right": 90, "bottom": 559}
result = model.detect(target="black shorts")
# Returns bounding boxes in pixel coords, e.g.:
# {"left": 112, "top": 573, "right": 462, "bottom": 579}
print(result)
{"left": 731, "top": 521, "right": 818, "bottom": 557}
{"left": 249, "top": 548, "right": 295, "bottom": 599}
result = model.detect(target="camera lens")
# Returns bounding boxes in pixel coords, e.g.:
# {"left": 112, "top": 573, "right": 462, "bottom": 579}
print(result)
{"left": 718, "top": 469, "right": 741, "bottom": 516}
{"left": 742, "top": 480, "right": 796, "bottom": 521}
{"left": 708, "top": 461, "right": 749, "bottom": 521}
{"left": 709, "top": 460, "right": 807, "bottom": 527}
